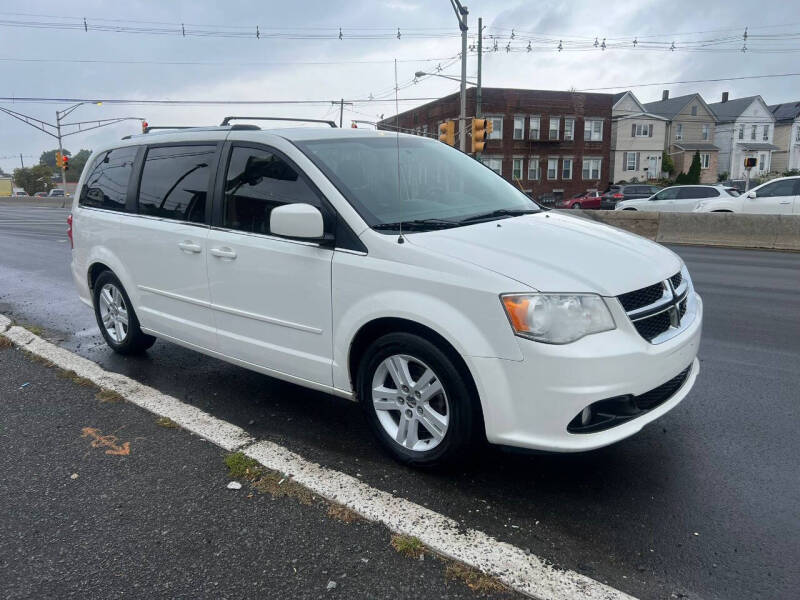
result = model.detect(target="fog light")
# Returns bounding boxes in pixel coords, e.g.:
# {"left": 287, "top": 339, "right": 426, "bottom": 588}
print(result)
{"left": 580, "top": 406, "right": 592, "bottom": 426}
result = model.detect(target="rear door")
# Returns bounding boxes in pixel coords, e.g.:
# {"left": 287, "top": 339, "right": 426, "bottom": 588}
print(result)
{"left": 118, "top": 141, "right": 221, "bottom": 350}
{"left": 673, "top": 186, "right": 716, "bottom": 212}
{"left": 747, "top": 178, "right": 799, "bottom": 215}
{"left": 206, "top": 142, "right": 335, "bottom": 386}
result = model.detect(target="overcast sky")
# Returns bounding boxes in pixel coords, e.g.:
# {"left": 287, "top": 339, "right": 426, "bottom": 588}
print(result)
{"left": 2, "top": 0, "right": 799, "bottom": 173}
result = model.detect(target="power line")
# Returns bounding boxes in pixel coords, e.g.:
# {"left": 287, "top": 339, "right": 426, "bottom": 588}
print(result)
{"left": 0, "top": 55, "right": 460, "bottom": 67}
{"left": 0, "top": 96, "right": 454, "bottom": 106}
{"left": 577, "top": 72, "right": 800, "bottom": 91}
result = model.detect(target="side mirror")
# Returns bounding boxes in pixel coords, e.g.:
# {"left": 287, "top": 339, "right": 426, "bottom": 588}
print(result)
{"left": 747, "top": 191, "right": 757, "bottom": 199}
{"left": 270, "top": 203, "right": 328, "bottom": 242}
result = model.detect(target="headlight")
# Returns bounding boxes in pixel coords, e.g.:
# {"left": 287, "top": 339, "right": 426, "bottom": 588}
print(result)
{"left": 501, "top": 293, "right": 616, "bottom": 344}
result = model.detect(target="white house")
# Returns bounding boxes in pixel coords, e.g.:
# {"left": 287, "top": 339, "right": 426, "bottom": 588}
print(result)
{"left": 768, "top": 101, "right": 800, "bottom": 173}
{"left": 610, "top": 91, "right": 669, "bottom": 183}
{"left": 707, "top": 93, "right": 778, "bottom": 179}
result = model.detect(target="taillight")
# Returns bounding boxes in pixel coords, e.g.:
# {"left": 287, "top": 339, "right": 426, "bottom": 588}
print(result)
{"left": 67, "top": 213, "right": 73, "bottom": 249}
{"left": 613, "top": 193, "right": 624, "bottom": 199}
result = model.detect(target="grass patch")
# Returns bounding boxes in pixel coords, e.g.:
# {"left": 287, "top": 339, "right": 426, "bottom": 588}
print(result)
{"left": 390, "top": 534, "right": 425, "bottom": 559}
{"left": 155, "top": 416, "right": 180, "bottom": 429}
{"left": 327, "top": 503, "right": 360, "bottom": 524}
{"left": 96, "top": 389, "right": 125, "bottom": 403}
{"left": 21, "top": 324, "right": 44, "bottom": 337}
{"left": 253, "top": 470, "right": 316, "bottom": 505}
{"left": 57, "top": 368, "right": 95, "bottom": 388}
{"left": 445, "top": 563, "right": 508, "bottom": 594}
{"left": 224, "top": 452, "right": 263, "bottom": 480}
{"left": 21, "top": 349, "right": 55, "bottom": 368}
{"left": 0, "top": 336, "right": 13, "bottom": 349}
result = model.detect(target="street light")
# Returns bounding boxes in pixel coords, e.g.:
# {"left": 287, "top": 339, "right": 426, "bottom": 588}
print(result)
{"left": 414, "top": 71, "right": 477, "bottom": 86}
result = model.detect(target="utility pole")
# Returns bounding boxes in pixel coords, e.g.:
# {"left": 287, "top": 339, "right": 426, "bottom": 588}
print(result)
{"left": 55, "top": 110, "right": 67, "bottom": 203}
{"left": 450, "top": 0, "right": 469, "bottom": 152}
{"left": 477, "top": 17, "right": 483, "bottom": 119}
{"left": 19, "top": 153, "right": 24, "bottom": 168}
{"left": 331, "top": 99, "right": 353, "bottom": 128}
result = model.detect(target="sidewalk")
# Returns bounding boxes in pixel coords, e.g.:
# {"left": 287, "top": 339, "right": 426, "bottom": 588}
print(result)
{"left": 0, "top": 342, "right": 516, "bottom": 599}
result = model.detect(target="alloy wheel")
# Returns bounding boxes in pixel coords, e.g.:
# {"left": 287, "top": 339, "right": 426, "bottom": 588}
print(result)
{"left": 98, "top": 283, "right": 129, "bottom": 343}
{"left": 371, "top": 354, "right": 450, "bottom": 452}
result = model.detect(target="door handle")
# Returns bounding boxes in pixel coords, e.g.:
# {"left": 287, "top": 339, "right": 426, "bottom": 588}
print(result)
{"left": 178, "top": 240, "right": 202, "bottom": 253}
{"left": 210, "top": 246, "right": 237, "bottom": 260}
{"left": 779, "top": 201, "right": 791, "bottom": 204}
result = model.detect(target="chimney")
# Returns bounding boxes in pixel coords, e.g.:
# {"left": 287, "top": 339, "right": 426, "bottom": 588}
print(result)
{"left": 722, "top": 92, "right": 729, "bottom": 103}
{"left": 662, "top": 90, "right": 669, "bottom": 101}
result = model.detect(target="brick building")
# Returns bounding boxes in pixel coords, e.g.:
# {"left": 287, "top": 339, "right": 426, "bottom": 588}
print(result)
{"left": 378, "top": 87, "right": 613, "bottom": 203}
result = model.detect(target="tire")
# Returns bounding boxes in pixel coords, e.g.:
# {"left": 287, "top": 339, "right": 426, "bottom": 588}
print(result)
{"left": 572, "top": 203, "right": 582, "bottom": 209}
{"left": 356, "top": 332, "right": 478, "bottom": 468}
{"left": 622, "top": 208, "right": 637, "bottom": 211}
{"left": 93, "top": 271, "right": 156, "bottom": 355}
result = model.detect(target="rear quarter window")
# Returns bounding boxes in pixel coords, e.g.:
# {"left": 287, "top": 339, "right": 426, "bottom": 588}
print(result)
{"left": 79, "top": 146, "right": 138, "bottom": 212}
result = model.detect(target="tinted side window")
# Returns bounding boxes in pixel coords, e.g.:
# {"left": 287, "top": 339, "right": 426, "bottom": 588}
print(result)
{"left": 137, "top": 145, "right": 215, "bottom": 223}
{"left": 79, "top": 146, "right": 138, "bottom": 211}
{"left": 758, "top": 179, "right": 797, "bottom": 197}
{"left": 223, "top": 146, "right": 322, "bottom": 235}
{"left": 654, "top": 188, "right": 680, "bottom": 200}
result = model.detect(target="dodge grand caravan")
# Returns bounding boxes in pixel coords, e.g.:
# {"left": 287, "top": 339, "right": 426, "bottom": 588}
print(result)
{"left": 70, "top": 123, "right": 702, "bottom": 467}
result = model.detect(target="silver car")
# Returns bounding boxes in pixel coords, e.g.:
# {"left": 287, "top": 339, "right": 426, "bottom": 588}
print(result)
{"left": 615, "top": 185, "right": 740, "bottom": 212}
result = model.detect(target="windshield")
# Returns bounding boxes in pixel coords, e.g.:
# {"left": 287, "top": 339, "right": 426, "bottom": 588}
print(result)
{"left": 295, "top": 135, "right": 538, "bottom": 231}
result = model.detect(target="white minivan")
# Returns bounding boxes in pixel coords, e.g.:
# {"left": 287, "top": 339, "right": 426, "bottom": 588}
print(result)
{"left": 70, "top": 123, "right": 702, "bottom": 467}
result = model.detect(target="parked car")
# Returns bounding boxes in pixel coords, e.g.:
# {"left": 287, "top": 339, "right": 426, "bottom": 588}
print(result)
{"left": 556, "top": 190, "right": 602, "bottom": 209}
{"left": 70, "top": 125, "right": 702, "bottom": 467}
{"left": 34, "top": 191, "right": 48, "bottom": 197}
{"left": 12, "top": 190, "right": 28, "bottom": 197}
{"left": 616, "top": 185, "right": 739, "bottom": 212}
{"left": 600, "top": 184, "right": 662, "bottom": 210}
{"left": 693, "top": 176, "right": 799, "bottom": 215}
{"left": 47, "top": 189, "right": 66, "bottom": 197}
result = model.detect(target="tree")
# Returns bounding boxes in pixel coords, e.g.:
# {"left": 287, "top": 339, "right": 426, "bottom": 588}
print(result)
{"left": 661, "top": 151, "right": 675, "bottom": 176}
{"left": 12, "top": 165, "right": 55, "bottom": 195}
{"left": 66, "top": 149, "right": 91, "bottom": 183}
{"left": 686, "top": 151, "right": 701, "bottom": 184}
{"left": 40, "top": 148, "right": 70, "bottom": 169}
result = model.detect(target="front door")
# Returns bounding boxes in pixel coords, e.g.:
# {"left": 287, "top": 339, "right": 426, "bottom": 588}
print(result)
{"left": 206, "top": 144, "right": 334, "bottom": 386}
{"left": 748, "top": 178, "right": 799, "bottom": 214}
{"left": 648, "top": 156, "right": 658, "bottom": 179}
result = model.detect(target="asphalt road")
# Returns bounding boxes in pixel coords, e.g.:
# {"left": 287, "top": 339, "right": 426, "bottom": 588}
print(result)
{"left": 1, "top": 201, "right": 799, "bottom": 600}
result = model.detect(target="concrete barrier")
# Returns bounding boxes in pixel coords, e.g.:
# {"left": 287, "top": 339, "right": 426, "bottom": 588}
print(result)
{"left": 557, "top": 209, "right": 800, "bottom": 251}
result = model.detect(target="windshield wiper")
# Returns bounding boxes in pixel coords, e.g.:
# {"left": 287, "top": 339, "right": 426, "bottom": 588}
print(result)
{"left": 372, "top": 218, "right": 460, "bottom": 232}
{"left": 458, "top": 208, "right": 539, "bottom": 223}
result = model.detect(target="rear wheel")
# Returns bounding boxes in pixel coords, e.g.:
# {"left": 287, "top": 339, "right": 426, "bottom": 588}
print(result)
{"left": 572, "top": 202, "right": 582, "bottom": 209}
{"left": 93, "top": 271, "right": 156, "bottom": 354}
{"left": 357, "top": 332, "right": 478, "bottom": 468}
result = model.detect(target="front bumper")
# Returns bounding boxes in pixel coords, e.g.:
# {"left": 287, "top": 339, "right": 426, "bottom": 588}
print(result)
{"left": 468, "top": 293, "right": 703, "bottom": 452}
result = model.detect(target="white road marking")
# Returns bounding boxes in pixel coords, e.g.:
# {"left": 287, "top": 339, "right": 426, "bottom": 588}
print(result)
{"left": 0, "top": 313, "right": 635, "bottom": 600}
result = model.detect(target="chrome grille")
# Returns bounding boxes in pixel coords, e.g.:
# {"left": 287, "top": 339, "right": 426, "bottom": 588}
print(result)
{"left": 618, "top": 271, "right": 693, "bottom": 344}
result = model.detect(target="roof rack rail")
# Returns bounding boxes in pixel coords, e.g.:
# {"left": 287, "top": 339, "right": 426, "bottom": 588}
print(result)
{"left": 143, "top": 125, "right": 195, "bottom": 133}
{"left": 220, "top": 116, "right": 337, "bottom": 128}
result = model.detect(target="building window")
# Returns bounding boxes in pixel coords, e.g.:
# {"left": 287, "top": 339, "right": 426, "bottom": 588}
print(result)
{"left": 482, "top": 156, "right": 502, "bottom": 175}
{"left": 751, "top": 125, "right": 757, "bottom": 140}
{"left": 691, "top": 105, "right": 698, "bottom": 116}
{"left": 762, "top": 125, "right": 769, "bottom": 141}
{"left": 512, "top": 157, "right": 523, "bottom": 180}
{"left": 582, "top": 158, "right": 601, "bottom": 180}
{"left": 513, "top": 117, "right": 524, "bottom": 140}
{"left": 675, "top": 123, "right": 683, "bottom": 140}
{"left": 738, "top": 125, "right": 744, "bottom": 140}
{"left": 759, "top": 153, "right": 767, "bottom": 170}
{"left": 547, "top": 158, "right": 558, "bottom": 180}
{"left": 700, "top": 153, "right": 710, "bottom": 169}
{"left": 564, "top": 118, "right": 575, "bottom": 141}
{"left": 702, "top": 124, "right": 709, "bottom": 140}
{"left": 562, "top": 158, "right": 573, "bottom": 180}
{"left": 632, "top": 123, "right": 651, "bottom": 137}
{"left": 549, "top": 117, "right": 560, "bottom": 140}
{"left": 487, "top": 117, "right": 503, "bottom": 140}
{"left": 625, "top": 151, "right": 638, "bottom": 171}
{"left": 796, "top": 127, "right": 800, "bottom": 142}
{"left": 584, "top": 119, "right": 603, "bottom": 141}
{"left": 422, "top": 124, "right": 428, "bottom": 136}
{"left": 529, "top": 116, "right": 540, "bottom": 140}
{"left": 528, "top": 157, "right": 540, "bottom": 180}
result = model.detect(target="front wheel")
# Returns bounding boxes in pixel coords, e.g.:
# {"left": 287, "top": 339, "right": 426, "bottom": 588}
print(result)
{"left": 93, "top": 271, "right": 156, "bottom": 354}
{"left": 572, "top": 203, "right": 582, "bottom": 209}
{"left": 357, "top": 332, "right": 479, "bottom": 468}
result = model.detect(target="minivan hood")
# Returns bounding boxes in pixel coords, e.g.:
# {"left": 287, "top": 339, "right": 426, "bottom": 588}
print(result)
{"left": 406, "top": 212, "right": 681, "bottom": 296}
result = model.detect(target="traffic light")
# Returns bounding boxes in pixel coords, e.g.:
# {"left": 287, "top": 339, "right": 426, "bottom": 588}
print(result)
{"left": 55, "top": 152, "right": 63, "bottom": 168}
{"left": 62, "top": 154, "right": 69, "bottom": 171}
{"left": 142, "top": 120, "right": 149, "bottom": 133}
{"left": 438, "top": 120, "right": 455, "bottom": 146}
{"left": 744, "top": 157, "right": 757, "bottom": 168}
{"left": 471, "top": 118, "right": 493, "bottom": 153}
